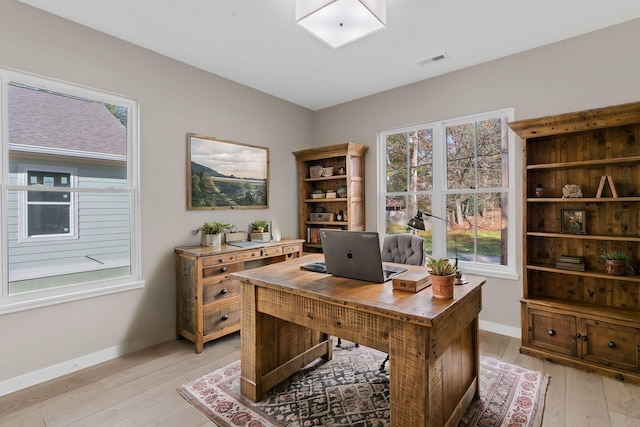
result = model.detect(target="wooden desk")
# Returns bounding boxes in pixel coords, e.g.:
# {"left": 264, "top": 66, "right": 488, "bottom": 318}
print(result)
{"left": 174, "top": 239, "right": 304, "bottom": 353}
{"left": 233, "top": 254, "right": 485, "bottom": 427}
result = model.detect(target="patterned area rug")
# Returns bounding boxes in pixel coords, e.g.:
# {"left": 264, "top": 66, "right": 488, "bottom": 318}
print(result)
{"left": 178, "top": 344, "right": 549, "bottom": 427}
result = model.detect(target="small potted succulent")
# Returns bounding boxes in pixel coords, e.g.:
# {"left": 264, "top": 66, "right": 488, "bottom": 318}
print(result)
{"left": 601, "top": 250, "right": 631, "bottom": 276}
{"left": 250, "top": 220, "right": 271, "bottom": 242}
{"left": 426, "top": 256, "right": 457, "bottom": 299}
{"left": 198, "top": 221, "right": 231, "bottom": 247}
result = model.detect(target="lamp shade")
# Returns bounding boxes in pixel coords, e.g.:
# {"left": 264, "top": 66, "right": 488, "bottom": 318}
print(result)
{"left": 296, "top": 0, "right": 386, "bottom": 49}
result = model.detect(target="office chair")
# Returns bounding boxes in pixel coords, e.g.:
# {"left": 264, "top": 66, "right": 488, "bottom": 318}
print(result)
{"left": 378, "top": 233, "right": 426, "bottom": 371}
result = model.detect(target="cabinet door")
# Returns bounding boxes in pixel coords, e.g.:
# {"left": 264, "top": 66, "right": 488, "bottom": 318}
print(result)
{"left": 527, "top": 308, "right": 577, "bottom": 356}
{"left": 580, "top": 319, "right": 640, "bottom": 372}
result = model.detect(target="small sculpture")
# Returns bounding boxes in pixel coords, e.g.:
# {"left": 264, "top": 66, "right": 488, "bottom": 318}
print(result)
{"left": 562, "top": 184, "right": 583, "bottom": 198}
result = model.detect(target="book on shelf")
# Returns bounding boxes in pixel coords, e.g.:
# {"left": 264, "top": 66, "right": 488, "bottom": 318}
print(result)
{"left": 557, "top": 255, "right": 584, "bottom": 264}
{"left": 607, "top": 175, "right": 618, "bottom": 198}
{"left": 555, "top": 261, "right": 586, "bottom": 271}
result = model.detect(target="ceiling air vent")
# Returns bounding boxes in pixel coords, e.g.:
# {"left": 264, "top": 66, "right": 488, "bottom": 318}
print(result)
{"left": 417, "top": 53, "right": 448, "bottom": 66}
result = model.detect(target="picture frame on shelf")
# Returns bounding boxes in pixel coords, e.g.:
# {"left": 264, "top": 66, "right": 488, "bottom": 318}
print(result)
{"left": 561, "top": 209, "right": 586, "bottom": 234}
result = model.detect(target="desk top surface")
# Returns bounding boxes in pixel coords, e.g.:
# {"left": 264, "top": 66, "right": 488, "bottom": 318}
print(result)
{"left": 232, "top": 253, "right": 485, "bottom": 326}
{"left": 175, "top": 238, "right": 304, "bottom": 257}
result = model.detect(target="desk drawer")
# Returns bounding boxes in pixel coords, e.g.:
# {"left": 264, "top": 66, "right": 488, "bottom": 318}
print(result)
{"left": 202, "top": 254, "right": 237, "bottom": 267}
{"left": 202, "top": 262, "right": 243, "bottom": 280}
{"left": 204, "top": 299, "right": 241, "bottom": 336}
{"left": 203, "top": 278, "right": 241, "bottom": 305}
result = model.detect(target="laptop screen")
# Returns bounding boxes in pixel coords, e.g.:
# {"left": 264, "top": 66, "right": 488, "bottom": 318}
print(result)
{"left": 319, "top": 229, "right": 406, "bottom": 282}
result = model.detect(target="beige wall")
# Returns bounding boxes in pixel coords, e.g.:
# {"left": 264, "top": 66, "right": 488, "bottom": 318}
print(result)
{"left": 0, "top": 0, "right": 314, "bottom": 392}
{"left": 1, "top": 0, "right": 639, "bottom": 394}
{"left": 314, "top": 17, "right": 640, "bottom": 335}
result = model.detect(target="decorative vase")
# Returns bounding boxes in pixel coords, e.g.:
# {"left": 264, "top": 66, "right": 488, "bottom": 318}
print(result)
{"left": 535, "top": 184, "right": 544, "bottom": 197}
{"left": 431, "top": 274, "right": 455, "bottom": 299}
{"left": 605, "top": 260, "right": 625, "bottom": 276}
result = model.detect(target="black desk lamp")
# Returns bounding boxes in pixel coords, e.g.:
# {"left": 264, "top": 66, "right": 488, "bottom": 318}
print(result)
{"left": 407, "top": 210, "right": 468, "bottom": 285}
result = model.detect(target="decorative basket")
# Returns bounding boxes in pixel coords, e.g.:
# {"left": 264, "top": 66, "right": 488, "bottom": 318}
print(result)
{"left": 309, "top": 165, "right": 323, "bottom": 178}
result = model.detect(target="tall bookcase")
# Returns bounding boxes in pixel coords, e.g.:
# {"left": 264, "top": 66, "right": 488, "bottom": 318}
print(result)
{"left": 293, "top": 143, "right": 368, "bottom": 252}
{"left": 509, "top": 101, "right": 640, "bottom": 382}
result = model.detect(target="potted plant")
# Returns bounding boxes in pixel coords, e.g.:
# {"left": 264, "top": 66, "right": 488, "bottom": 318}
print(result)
{"left": 250, "top": 220, "right": 271, "bottom": 242}
{"left": 251, "top": 220, "right": 269, "bottom": 233}
{"left": 198, "top": 221, "right": 231, "bottom": 247}
{"left": 225, "top": 223, "right": 248, "bottom": 243}
{"left": 601, "top": 250, "right": 630, "bottom": 276}
{"left": 426, "top": 256, "right": 457, "bottom": 299}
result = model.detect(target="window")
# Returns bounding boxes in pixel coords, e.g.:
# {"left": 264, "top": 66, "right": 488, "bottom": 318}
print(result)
{"left": 0, "top": 69, "right": 142, "bottom": 313}
{"left": 380, "top": 109, "right": 517, "bottom": 279}
{"left": 19, "top": 165, "right": 76, "bottom": 239}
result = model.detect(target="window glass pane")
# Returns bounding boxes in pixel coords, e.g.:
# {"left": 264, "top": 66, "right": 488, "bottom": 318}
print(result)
{"left": 476, "top": 118, "right": 505, "bottom": 188}
{"left": 386, "top": 133, "right": 408, "bottom": 192}
{"left": 9, "top": 190, "right": 132, "bottom": 294}
{"left": 446, "top": 123, "right": 476, "bottom": 190}
{"left": 27, "top": 204, "right": 70, "bottom": 235}
{"left": 409, "top": 129, "right": 433, "bottom": 191}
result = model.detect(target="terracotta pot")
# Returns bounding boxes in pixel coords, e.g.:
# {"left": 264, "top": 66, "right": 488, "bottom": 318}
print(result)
{"left": 431, "top": 274, "right": 455, "bottom": 299}
{"left": 605, "top": 260, "right": 625, "bottom": 276}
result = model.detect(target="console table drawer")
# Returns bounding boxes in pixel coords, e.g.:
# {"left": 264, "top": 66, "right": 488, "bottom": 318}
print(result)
{"left": 202, "top": 262, "right": 243, "bottom": 280}
{"left": 236, "top": 249, "right": 263, "bottom": 261}
{"left": 283, "top": 244, "right": 301, "bottom": 254}
{"left": 204, "top": 299, "right": 241, "bottom": 336}
{"left": 261, "top": 246, "right": 283, "bottom": 257}
{"left": 203, "top": 254, "right": 237, "bottom": 266}
{"left": 203, "top": 278, "right": 241, "bottom": 305}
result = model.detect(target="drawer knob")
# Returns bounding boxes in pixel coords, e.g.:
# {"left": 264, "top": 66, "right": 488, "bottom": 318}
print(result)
{"left": 221, "top": 314, "right": 229, "bottom": 321}
{"left": 220, "top": 267, "right": 227, "bottom": 273}
{"left": 574, "top": 333, "right": 581, "bottom": 339}
{"left": 608, "top": 341, "right": 616, "bottom": 348}
{"left": 547, "top": 329, "right": 555, "bottom": 336}
{"left": 581, "top": 335, "right": 588, "bottom": 341}
{"left": 218, "top": 258, "right": 224, "bottom": 262}
{"left": 220, "top": 288, "right": 228, "bottom": 295}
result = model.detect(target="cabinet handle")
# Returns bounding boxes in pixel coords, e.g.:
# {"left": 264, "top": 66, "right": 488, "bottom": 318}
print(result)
{"left": 574, "top": 333, "right": 581, "bottom": 339}
{"left": 219, "top": 288, "right": 228, "bottom": 295}
{"left": 608, "top": 341, "right": 616, "bottom": 348}
{"left": 220, "top": 267, "right": 227, "bottom": 273}
{"left": 221, "top": 314, "right": 229, "bottom": 321}
{"left": 581, "top": 335, "right": 588, "bottom": 341}
{"left": 548, "top": 329, "right": 555, "bottom": 336}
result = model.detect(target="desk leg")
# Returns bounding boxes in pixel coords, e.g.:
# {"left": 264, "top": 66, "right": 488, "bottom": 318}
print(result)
{"left": 388, "top": 320, "right": 429, "bottom": 426}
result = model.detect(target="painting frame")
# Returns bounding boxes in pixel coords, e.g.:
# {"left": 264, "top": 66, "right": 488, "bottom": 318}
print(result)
{"left": 187, "top": 133, "right": 269, "bottom": 210}
{"left": 561, "top": 209, "right": 586, "bottom": 234}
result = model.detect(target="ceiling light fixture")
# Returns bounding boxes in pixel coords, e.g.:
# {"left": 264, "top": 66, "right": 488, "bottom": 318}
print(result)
{"left": 295, "top": 0, "right": 386, "bottom": 49}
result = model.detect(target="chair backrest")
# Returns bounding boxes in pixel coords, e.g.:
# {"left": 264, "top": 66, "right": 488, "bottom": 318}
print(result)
{"left": 380, "top": 233, "right": 426, "bottom": 266}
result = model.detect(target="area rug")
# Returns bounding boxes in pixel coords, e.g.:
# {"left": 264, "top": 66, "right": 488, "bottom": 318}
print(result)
{"left": 178, "top": 344, "right": 549, "bottom": 427}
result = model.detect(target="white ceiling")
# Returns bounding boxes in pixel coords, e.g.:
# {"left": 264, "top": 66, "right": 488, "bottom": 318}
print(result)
{"left": 17, "top": 0, "right": 640, "bottom": 111}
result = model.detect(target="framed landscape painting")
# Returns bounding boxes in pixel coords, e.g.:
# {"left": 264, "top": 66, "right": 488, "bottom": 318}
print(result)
{"left": 187, "top": 134, "right": 269, "bottom": 209}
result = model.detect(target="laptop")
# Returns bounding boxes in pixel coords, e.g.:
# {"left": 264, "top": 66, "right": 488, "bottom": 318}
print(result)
{"left": 302, "top": 229, "right": 407, "bottom": 283}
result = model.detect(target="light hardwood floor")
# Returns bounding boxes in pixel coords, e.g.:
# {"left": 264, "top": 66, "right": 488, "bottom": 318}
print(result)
{"left": 2, "top": 330, "right": 640, "bottom": 426}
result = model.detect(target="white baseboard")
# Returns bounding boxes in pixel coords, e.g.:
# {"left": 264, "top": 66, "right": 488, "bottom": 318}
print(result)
{"left": 479, "top": 320, "right": 521, "bottom": 339}
{"left": 0, "top": 330, "right": 175, "bottom": 397}
{"left": 2, "top": 322, "right": 521, "bottom": 397}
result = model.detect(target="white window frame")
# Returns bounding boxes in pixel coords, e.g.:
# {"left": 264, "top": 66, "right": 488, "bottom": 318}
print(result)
{"left": 378, "top": 108, "right": 518, "bottom": 280}
{"left": 0, "top": 68, "right": 143, "bottom": 314}
{"left": 17, "top": 164, "right": 78, "bottom": 241}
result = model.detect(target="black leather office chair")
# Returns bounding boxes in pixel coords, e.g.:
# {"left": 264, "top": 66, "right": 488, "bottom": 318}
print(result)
{"left": 379, "top": 233, "right": 426, "bottom": 371}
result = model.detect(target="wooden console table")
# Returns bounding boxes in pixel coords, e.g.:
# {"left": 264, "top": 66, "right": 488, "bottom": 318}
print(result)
{"left": 233, "top": 254, "right": 485, "bottom": 427}
{"left": 175, "top": 238, "right": 303, "bottom": 353}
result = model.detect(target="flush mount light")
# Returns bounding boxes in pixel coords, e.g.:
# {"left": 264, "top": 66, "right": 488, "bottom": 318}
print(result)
{"left": 296, "top": 0, "right": 386, "bottom": 49}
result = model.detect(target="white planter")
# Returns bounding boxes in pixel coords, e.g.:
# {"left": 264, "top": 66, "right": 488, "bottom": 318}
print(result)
{"left": 203, "top": 233, "right": 222, "bottom": 247}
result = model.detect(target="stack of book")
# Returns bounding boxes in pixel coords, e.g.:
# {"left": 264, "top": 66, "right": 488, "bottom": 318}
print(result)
{"left": 556, "top": 255, "right": 585, "bottom": 271}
